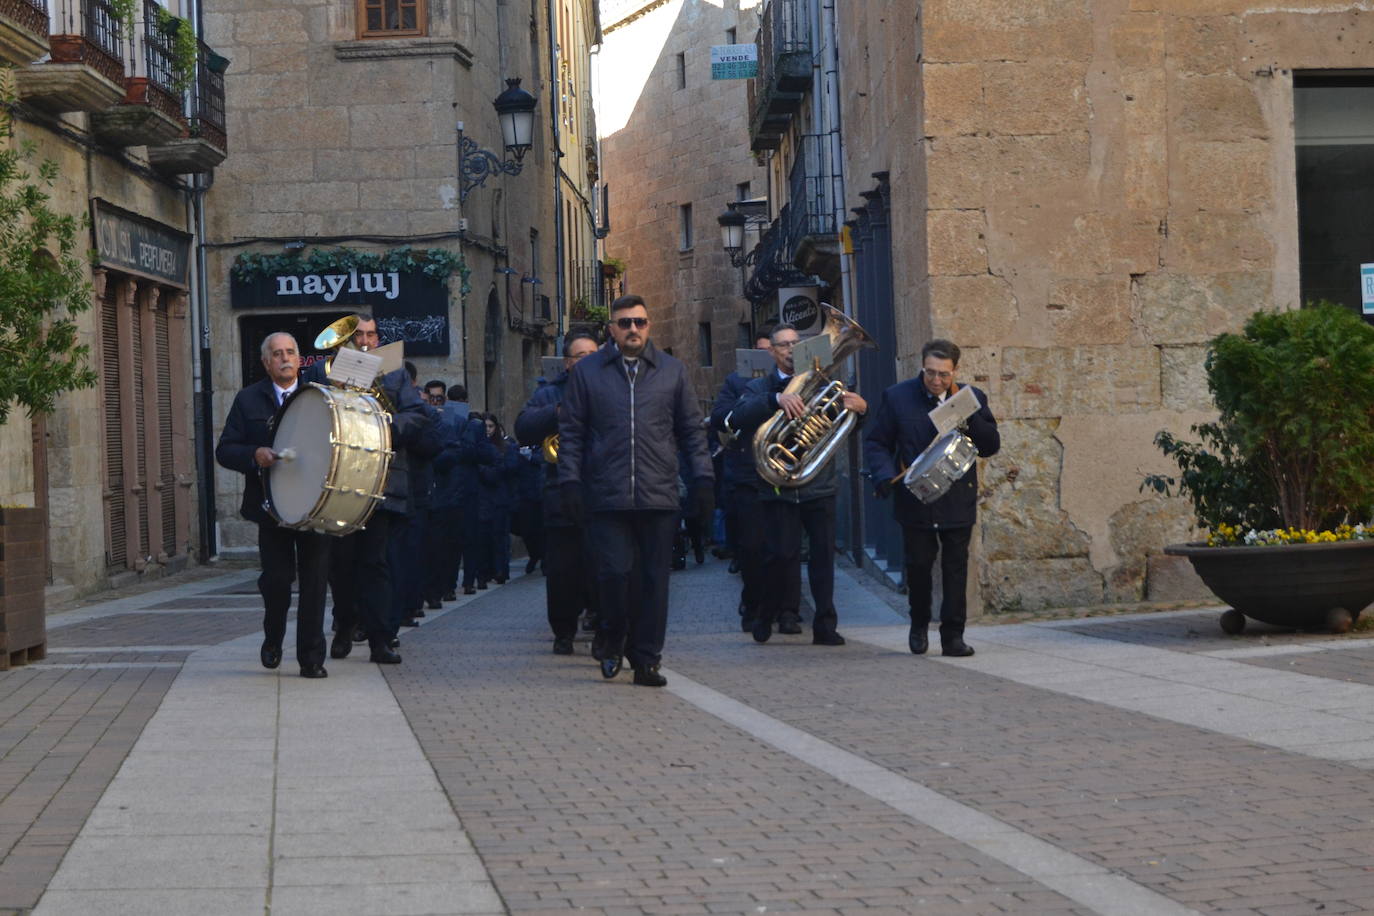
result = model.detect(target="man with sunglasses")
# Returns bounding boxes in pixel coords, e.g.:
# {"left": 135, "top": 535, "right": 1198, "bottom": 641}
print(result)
{"left": 728, "top": 322, "right": 867, "bottom": 647}
{"left": 557, "top": 295, "right": 714, "bottom": 686}
{"left": 863, "top": 338, "right": 1000, "bottom": 658}
{"left": 515, "top": 329, "right": 602, "bottom": 655}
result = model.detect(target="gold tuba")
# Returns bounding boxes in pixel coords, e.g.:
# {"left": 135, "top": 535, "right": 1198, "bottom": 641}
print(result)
{"left": 752, "top": 304, "right": 876, "bottom": 488}
{"left": 313, "top": 314, "right": 396, "bottom": 415}
{"left": 540, "top": 433, "right": 559, "bottom": 464}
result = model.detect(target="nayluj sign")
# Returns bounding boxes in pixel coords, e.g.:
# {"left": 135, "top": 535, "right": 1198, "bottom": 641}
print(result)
{"left": 711, "top": 43, "right": 758, "bottom": 80}
{"left": 90, "top": 199, "right": 192, "bottom": 288}
{"left": 230, "top": 268, "right": 452, "bottom": 356}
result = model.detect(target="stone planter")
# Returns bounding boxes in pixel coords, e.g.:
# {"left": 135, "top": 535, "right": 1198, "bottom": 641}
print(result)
{"left": 1164, "top": 539, "right": 1374, "bottom": 634}
{"left": 0, "top": 507, "right": 47, "bottom": 669}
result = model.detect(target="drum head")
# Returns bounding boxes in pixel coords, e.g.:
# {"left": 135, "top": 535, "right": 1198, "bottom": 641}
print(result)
{"left": 268, "top": 387, "right": 335, "bottom": 525}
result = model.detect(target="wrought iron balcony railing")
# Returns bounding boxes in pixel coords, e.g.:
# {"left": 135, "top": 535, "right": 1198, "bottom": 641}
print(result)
{"left": 1, "top": 0, "right": 49, "bottom": 41}
{"left": 190, "top": 38, "right": 227, "bottom": 149}
{"left": 46, "top": 0, "right": 124, "bottom": 86}
{"left": 786, "top": 132, "right": 841, "bottom": 247}
{"left": 747, "top": 0, "right": 811, "bottom": 151}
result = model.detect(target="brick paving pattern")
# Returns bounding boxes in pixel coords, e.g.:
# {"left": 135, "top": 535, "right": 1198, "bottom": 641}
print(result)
{"left": 45, "top": 611, "right": 262, "bottom": 648}
{"left": 1239, "top": 644, "right": 1374, "bottom": 686}
{"left": 1056, "top": 610, "right": 1371, "bottom": 654}
{"left": 385, "top": 574, "right": 1095, "bottom": 915}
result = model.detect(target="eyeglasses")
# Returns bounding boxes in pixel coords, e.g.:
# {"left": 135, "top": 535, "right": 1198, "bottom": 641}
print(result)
{"left": 614, "top": 317, "right": 649, "bottom": 329}
{"left": 773, "top": 339, "right": 800, "bottom": 350}
{"left": 427, "top": 394, "right": 445, "bottom": 405}
{"left": 922, "top": 368, "right": 954, "bottom": 380}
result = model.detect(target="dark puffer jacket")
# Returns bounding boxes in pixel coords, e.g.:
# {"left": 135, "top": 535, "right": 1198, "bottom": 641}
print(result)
{"left": 557, "top": 340, "right": 713, "bottom": 512}
{"left": 862, "top": 378, "right": 1000, "bottom": 530}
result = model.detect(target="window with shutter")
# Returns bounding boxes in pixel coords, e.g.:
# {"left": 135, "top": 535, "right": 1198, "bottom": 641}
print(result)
{"left": 131, "top": 300, "right": 150, "bottom": 561}
{"left": 101, "top": 288, "right": 126, "bottom": 569}
{"left": 156, "top": 307, "right": 176, "bottom": 557}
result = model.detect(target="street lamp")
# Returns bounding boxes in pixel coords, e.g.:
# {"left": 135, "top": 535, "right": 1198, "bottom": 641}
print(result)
{"left": 718, "top": 206, "right": 747, "bottom": 263}
{"left": 458, "top": 78, "right": 539, "bottom": 203}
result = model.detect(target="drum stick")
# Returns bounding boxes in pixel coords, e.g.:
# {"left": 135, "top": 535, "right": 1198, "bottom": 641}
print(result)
{"left": 274, "top": 448, "right": 297, "bottom": 462}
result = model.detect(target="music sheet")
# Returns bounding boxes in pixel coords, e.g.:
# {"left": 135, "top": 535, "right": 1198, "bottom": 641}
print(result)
{"left": 928, "top": 384, "right": 980, "bottom": 436}
{"left": 328, "top": 348, "right": 384, "bottom": 389}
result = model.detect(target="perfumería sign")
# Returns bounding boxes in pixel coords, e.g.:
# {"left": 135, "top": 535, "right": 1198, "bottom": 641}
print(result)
{"left": 230, "top": 268, "right": 452, "bottom": 356}
{"left": 711, "top": 43, "right": 758, "bottom": 80}
{"left": 90, "top": 199, "right": 192, "bottom": 288}
{"left": 1362, "top": 263, "right": 1374, "bottom": 315}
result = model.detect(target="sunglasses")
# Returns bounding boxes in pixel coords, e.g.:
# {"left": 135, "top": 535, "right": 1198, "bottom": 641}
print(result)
{"left": 614, "top": 317, "right": 649, "bottom": 329}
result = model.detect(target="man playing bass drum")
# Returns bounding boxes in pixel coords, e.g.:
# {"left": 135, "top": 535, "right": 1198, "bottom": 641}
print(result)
{"left": 862, "top": 338, "right": 999, "bottom": 658}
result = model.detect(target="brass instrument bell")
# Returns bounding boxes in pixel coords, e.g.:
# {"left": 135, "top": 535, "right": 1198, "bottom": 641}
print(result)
{"left": 314, "top": 314, "right": 359, "bottom": 351}
{"left": 541, "top": 433, "right": 559, "bottom": 464}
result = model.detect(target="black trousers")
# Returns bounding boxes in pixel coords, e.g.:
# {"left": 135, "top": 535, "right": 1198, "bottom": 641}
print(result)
{"left": 424, "top": 506, "right": 463, "bottom": 601}
{"left": 903, "top": 525, "right": 973, "bottom": 641}
{"left": 329, "top": 508, "right": 395, "bottom": 650}
{"left": 544, "top": 523, "right": 599, "bottom": 640}
{"left": 257, "top": 523, "right": 331, "bottom": 668}
{"left": 388, "top": 509, "right": 423, "bottom": 631}
{"left": 734, "top": 483, "right": 766, "bottom": 615}
{"left": 589, "top": 510, "right": 677, "bottom": 669}
{"left": 759, "top": 496, "right": 838, "bottom": 637}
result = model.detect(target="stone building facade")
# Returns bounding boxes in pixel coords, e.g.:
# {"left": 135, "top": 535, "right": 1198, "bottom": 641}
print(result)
{"left": 597, "top": 0, "right": 767, "bottom": 405}
{"left": 0, "top": 0, "right": 228, "bottom": 596}
{"left": 824, "top": 0, "right": 1374, "bottom": 611}
{"left": 202, "top": 0, "right": 598, "bottom": 553}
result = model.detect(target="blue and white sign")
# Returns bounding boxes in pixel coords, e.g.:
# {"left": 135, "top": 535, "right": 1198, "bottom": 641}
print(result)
{"left": 1362, "top": 263, "right": 1374, "bottom": 315}
{"left": 711, "top": 44, "right": 758, "bottom": 80}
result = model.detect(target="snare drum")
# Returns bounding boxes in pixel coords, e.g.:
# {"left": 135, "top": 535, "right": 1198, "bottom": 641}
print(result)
{"left": 266, "top": 383, "right": 393, "bottom": 535}
{"left": 902, "top": 430, "right": 977, "bottom": 504}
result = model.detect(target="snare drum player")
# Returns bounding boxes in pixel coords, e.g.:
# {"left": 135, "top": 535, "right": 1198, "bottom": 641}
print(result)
{"left": 863, "top": 339, "right": 999, "bottom": 658}
{"left": 216, "top": 332, "right": 332, "bottom": 678}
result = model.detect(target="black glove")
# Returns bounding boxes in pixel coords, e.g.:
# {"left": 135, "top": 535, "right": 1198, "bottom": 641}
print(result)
{"left": 875, "top": 478, "right": 893, "bottom": 500}
{"left": 690, "top": 481, "right": 714, "bottom": 522}
{"left": 560, "top": 481, "right": 585, "bottom": 525}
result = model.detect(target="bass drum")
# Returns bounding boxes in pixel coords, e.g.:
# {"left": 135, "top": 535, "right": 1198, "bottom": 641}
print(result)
{"left": 902, "top": 430, "right": 977, "bottom": 504}
{"left": 266, "top": 383, "right": 392, "bottom": 535}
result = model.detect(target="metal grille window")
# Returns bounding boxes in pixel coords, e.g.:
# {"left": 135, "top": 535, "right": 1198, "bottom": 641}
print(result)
{"left": 156, "top": 308, "right": 176, "bottom": 558}
{"left": 131, "top": 297, "right": 150, "bottom": 561}
{"left": 359, "top": 0, "right": 424, "bottom": 38}
{"left": 141, "top": 0, "right": 176, "bottom": 92}
{"left": 100, "top": 288, "right": 126, "bottom": 569}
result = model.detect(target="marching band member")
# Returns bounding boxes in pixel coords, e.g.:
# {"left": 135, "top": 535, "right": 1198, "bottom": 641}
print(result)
{"left": 557, "top": 296, "right": 714, "bottom": 686}
{"left": 863, "top": 338, "right": 999, "bottom": 658}
{"left": 515, "top": 330, "right": 601, "bottom": 654}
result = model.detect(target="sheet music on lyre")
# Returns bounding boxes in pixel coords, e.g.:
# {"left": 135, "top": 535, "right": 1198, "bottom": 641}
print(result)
{"left": 734, "top": 349, "right": 775, "bottom": 378}
{"left": 328, "top": 348, "right": 384, "bottom": 389}
{"left": 928, "top": 384, "right": 980, "bottom": 436}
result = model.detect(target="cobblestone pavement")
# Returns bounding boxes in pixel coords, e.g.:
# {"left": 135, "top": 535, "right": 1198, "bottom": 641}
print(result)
{"left": 6, "top": 558, "right": 1374, "bottom": 913}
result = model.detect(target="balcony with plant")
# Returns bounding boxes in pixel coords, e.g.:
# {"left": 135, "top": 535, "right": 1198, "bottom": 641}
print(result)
{"left": 148, "top": 37, "right": 228, "bottom": 173}
{"left": 0, "top": 0, "right": 48, "bottom": 66}
{"left": 88, "top": 0, "right": 185, "bottom": 147}
{"left": 14, "top": 0, "right": 125, "bottom": 113}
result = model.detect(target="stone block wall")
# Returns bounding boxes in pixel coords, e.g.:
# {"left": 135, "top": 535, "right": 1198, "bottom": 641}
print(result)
{"left": 598, "top": 0, "right": 767, "bottom": 406}
{"left": 840, "top": 0, "right": 1366, "bottom": 611}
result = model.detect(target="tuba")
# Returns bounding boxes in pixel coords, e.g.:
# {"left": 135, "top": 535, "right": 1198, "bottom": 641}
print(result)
{"left": 313, "top": 314, "right": 396, "bottom": 414}
{"left": 540, "top": 433, "right": 559, "bottom": 464}
{"left": 752, "top": 304, "right": 877, "bottom": 488}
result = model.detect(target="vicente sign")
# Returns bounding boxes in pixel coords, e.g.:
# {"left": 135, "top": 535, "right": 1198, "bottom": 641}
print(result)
{"left": 231, "top": 268, "right": 452, "bottom": 356}
{"left": 91, "top": 199, "right": 192, "bottom": 288}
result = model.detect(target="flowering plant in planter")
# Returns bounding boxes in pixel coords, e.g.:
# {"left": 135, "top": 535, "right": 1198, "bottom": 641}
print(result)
{"left": 1145, "top": 302, "right": 1374, "bottom": 540}
{"left": 1206, "top": 522, "right": 1372, "bottom": 547}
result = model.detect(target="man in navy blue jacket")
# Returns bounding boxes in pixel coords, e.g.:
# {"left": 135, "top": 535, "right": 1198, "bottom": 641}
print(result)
{"left": 216, "top": 332, "right": 330, "bottom": 678}
{"left": 515, "top": 329, "right": 601, "bottom": 655}
{"left": 558, "top": 296, "right": 714, "bottom": 686}
{"left": 863, "top": 338, "right": 1000, "bottom": 657}
{"left": 709, "top": 329, "right": 772, "bottom": 631}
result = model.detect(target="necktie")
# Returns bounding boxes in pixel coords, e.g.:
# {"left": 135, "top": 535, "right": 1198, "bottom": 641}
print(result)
{"left": 625, "top": 361, "right": 638, "bottom": 383}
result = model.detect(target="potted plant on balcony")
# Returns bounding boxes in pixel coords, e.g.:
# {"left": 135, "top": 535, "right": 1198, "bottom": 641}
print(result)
{"left": 601, "top": 256, "right": 625, "bottom": 279}
{"left": 154, "top": 8, "right": 197, "bottom": 91}
{"left": 1146, "top": 303, "right": 1374, "bottom": 634}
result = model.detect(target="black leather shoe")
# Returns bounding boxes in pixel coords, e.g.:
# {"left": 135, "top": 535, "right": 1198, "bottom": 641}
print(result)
{"left": 400, "top": 618, "right": 419, "bottom": 628}
{"left": 329, "top": 636, "right": 352, "bottom": 660}
{"left": 552, "top": 637, "right": 574, "bottom": 655}
{"left": 414, "top": 608, "right": 426, "bottom": 618}
{"left": 812, "top": 631, "right": 846, "bottom": 646}
{"left": 463, "top": 586, "right": 476, "bottom": 595}
{"left": 752, "top": 619, "right": 772, "bottom": 643}
{"left": 387, "top": 636, "right": 400, "bottom": 649}
{"left": 351, "top": 626, "right": 367, "bottom": 643}
{"left": 425, "top": 599, "right": 441, "bottom": 610}
{"left": 778, "top": 613, "right": 802, "bottom": 635}
{"left": 370, "top": 646, "right": 402, "bottom": 664}
{"left": 942, "top": 639, "right": 975, "bottom": 657}
{"left": 909, "top": 627, "right": 929, "bottom": 655}
{"left": 494, "top": 576, "right": 508, "bottom": 585}
{"left": 525, "top": 557, "right": 538, "bottom": 574}
{"left": 442, "top": 591, "right": 457, "bottom": 601}
{"left": 600, "top": 655, "right": 622, "bottom": 679}
{"left": 300, "top": 663, "right": 327, "bottom": 678}
{"left": 633, "top": 665, "right": 667, "bottom": 687}
{"left": 260, "top": 642, "right": 282, "bottom": 670}
{"left": 477, "top": 581, "right": 488, "bottom": 590}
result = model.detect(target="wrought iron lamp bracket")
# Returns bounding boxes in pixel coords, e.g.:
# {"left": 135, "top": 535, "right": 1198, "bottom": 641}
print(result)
{"left": 459, "top": 136, "right": 524, "bottom": 203}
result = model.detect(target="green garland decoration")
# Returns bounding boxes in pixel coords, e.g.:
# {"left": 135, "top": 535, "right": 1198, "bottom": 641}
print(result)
{"left": 233, "top": 246, "right": 470, "bottom": 288}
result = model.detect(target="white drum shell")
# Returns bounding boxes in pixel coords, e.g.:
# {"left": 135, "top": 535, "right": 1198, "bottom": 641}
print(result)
{"left": 902, "top": 430, "right": 977, "bottom": 504}
{"left": 266, "top": 383, "right": 392, "bottom": 535}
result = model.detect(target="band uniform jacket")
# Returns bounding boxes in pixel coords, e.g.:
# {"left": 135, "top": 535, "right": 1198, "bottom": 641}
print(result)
{"left": 862, "top": 379, "right": 1000, "bottom": 530}
{"left": 514, "top": 371, "right": 583, "bottom": 527}
{"left": 557, "top": 340, "right": 713, "bottom": 513}
{"left": 215, "top": 377, "right": 291, "bottom": 526}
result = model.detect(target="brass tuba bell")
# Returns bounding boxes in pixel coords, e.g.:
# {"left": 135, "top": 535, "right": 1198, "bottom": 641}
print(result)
{"left": 314, "top": 314, "right": 359, "bottom": 352}
{"left": 752, "top": 304, "right": 876, "bottom": 488}
{"left": 540, "top": 433, "right": 559, "bottom": 464}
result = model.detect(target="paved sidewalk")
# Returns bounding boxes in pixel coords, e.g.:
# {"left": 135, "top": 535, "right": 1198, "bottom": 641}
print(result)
{"left": 5, "top": 557, "right": 1374, "bottom": 913}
